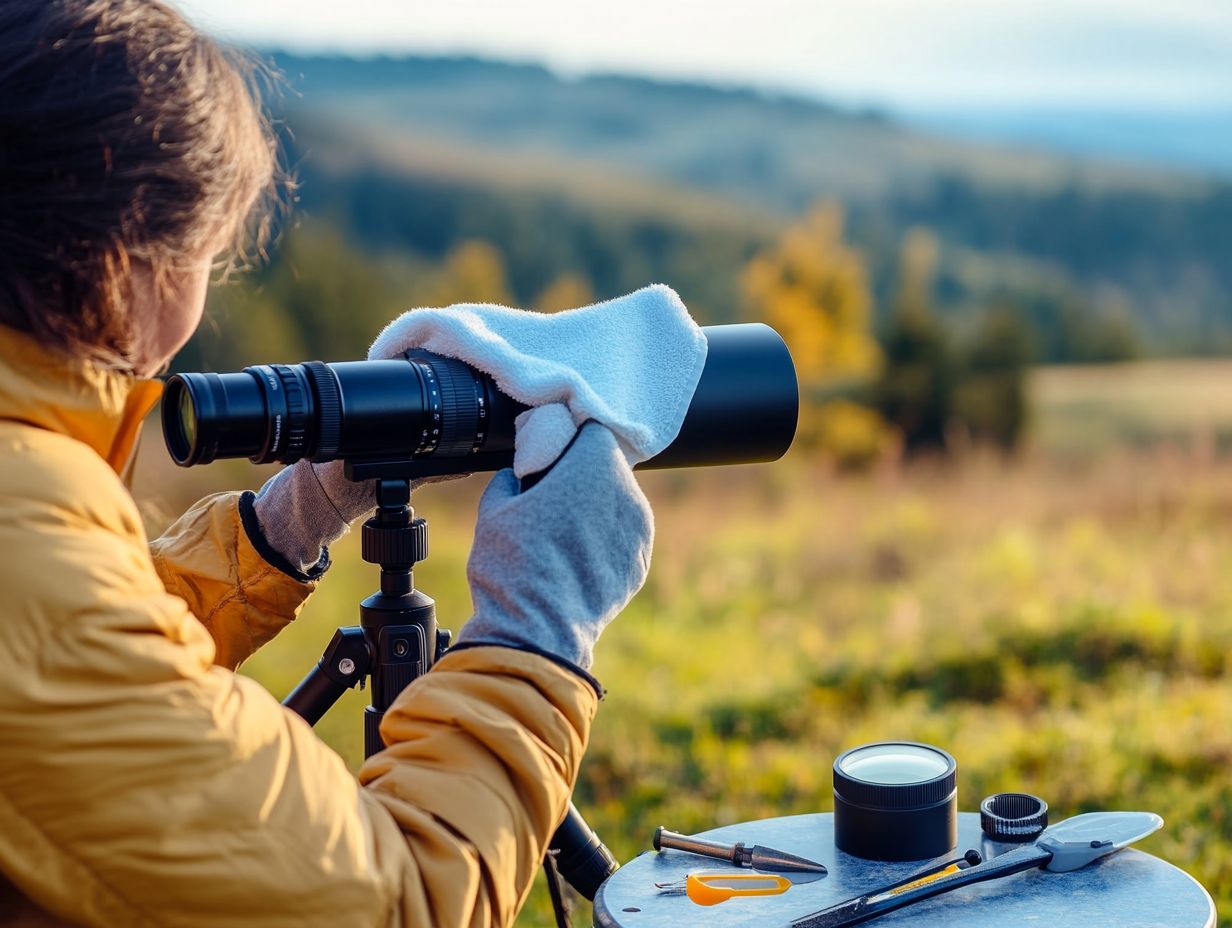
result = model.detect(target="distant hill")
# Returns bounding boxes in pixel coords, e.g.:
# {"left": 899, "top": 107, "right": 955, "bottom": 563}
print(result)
{"left": 268, "top": 53, "right": 1232, "bottom": 354}
{"left": 271, "top": 53, "right": 1202, "bottom": 203}
{"left": 901, "top": 106, "right": 1232, "bottom": 180}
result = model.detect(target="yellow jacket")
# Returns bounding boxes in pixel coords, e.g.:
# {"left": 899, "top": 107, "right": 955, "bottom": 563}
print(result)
{"left": 0, "top": 325, "right": 598, "bottom": 927}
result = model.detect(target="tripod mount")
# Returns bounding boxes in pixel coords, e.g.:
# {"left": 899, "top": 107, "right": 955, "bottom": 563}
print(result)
{"left": 281, "top": 470, "right": 617, "bottom": 910}
{"left": 283, "top": 478, "right": 443, "bottom": 749}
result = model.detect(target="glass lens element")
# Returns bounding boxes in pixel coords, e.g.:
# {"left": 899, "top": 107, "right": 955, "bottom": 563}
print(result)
{"left": 839, "top": 743, "right": 951, "bottom": 784}
{"left": 178, "top": 387, "right": 197, "bottom": 453}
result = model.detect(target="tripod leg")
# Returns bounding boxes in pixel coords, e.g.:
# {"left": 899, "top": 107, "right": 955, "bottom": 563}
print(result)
{"left": 543, "top": 851, "right": 573, "bottom": 928}
{"left": 283, "top": 626, "right": 370, "bottom": 725}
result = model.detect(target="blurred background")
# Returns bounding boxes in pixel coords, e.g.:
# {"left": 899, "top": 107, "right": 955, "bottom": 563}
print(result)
{"left": 142, "top": 1, "right": 1231, "bottom": 922}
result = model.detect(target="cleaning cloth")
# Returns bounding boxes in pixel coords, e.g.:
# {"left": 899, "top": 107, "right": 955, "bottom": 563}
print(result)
{"left": 368, "top": 283, "right": 708, "bottom": 477}
{"left": 454, "top": 421, "right": 653, "bottom": 670}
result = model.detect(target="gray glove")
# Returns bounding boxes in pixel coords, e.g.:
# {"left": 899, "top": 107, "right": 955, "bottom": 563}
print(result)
{"left": 456, "top": 422, "right": 653, "bottom": 671}
{"left": 251, "top": 459, "right": 376, "bottom": 576}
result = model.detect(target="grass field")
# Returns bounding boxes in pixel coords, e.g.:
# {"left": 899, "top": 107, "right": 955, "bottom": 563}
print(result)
{"left": 135, "top": 360, "right": 1232, "bottom": 925}
{"left": 1032, "top": 359, "right": 1232, "bottom": 461}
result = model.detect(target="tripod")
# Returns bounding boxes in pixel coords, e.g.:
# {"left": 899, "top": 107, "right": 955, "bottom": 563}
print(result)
{"left": 281, "top": 473, "right": 618, "bottom": 916}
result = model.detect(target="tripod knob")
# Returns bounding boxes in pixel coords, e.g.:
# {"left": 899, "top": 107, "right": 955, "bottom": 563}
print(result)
{"left": 362, "top": 516, "right": 428, "bottom": 567}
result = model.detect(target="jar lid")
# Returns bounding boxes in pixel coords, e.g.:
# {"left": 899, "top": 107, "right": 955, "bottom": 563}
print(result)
{"left": 833, "top": 741, "right": 957, "bottom": 809}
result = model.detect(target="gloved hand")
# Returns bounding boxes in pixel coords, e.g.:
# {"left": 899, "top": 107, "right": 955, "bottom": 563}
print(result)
{"left": 252, "top": 456, "right": 470, "bottom": 577}
{"left": 456, "top": 421, "right": 653, "bottom": 671}
{"left": 251, "top": 458, "right": 378, "bottom": 577}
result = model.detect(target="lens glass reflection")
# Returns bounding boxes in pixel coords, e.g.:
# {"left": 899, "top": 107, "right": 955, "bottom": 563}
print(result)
{"left": 839, "top": 743, "right": 950, "bottom": 785}
{"left": 177, "top": 386, "right": 197, "bottom": 454}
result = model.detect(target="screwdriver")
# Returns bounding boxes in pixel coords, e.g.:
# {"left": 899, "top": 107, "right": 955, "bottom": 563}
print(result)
{"left": 654, "top": 827, "right": 828, "bottom": 875}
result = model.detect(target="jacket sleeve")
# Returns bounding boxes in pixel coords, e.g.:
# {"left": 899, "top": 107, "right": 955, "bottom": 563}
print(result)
{"left": 148, "top": 491, "right": 317, "bottom": 670}
{"left": 0, "top": 448, "right": 598, "bottom": 928}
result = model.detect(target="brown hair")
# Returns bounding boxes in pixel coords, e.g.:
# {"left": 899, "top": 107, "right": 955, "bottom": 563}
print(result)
{"left": 0, "top": 0, "right": 284, "bottom": 372}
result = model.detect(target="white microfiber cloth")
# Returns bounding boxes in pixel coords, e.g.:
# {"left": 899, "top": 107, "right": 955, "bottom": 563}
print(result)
{"left": 368, "top": 284, "right": 709, "bottom": 477}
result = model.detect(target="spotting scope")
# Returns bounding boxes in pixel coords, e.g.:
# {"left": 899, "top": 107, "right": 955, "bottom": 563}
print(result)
{"left": 163, "top": 324, "right": 799, "bottom": 476}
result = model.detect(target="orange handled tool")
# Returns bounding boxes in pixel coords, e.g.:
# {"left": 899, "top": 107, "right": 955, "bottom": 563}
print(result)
{"left": 656, "top": 871, "right": 794, "bottom": 906}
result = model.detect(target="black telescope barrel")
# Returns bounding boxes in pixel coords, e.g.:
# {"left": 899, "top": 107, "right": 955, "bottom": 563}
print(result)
{"left": 325, "top": 359, "right": 428, "bottom": 461}
{"left": 644, "top": 323, "right": 798, "bottom": 469}
{"left": 549, "top": 803, "right": 619, "bottom": 901}
{"left": 163, "top": 322, "right": 798, "bottom": 472}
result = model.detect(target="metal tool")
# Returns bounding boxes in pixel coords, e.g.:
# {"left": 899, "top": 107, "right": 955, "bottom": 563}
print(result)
{"left": 790, "top": 811, "right": 1164, "bottom": 927}
{"left": 653, "top": 826, "right": 828, "bottom": 875}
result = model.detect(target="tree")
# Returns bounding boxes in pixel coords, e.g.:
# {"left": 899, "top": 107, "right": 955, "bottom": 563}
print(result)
{"left": 873, "top": 229, "right": 956, "bottom": 455}
{"left": 741, "top": 202, "right": 884, "bottom": 460}
{"left": 535, "top": 273, "right": 594, "bottom": 313}
{"left": 742, "top": 202, "right": 879, "bottom": 385}
{"left": 954, "top": 307, "right": 1033, "bottom": 452}
{"left": 424, "top": 240, "right": 514, "bottom": 307}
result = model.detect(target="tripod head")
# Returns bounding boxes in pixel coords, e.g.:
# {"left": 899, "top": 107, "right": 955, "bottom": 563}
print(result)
{"left": 281, "top": 475, "right": 444, "bottom": 743}
{"left": 355, "top": 477, "right": 447, "bottom": 755}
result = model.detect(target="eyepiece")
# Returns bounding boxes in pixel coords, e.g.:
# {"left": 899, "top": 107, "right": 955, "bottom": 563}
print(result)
{"left": 980, "top": 793, "right": 1048, "bottom": 843}
{"left": 162, "top": 371, "right": 277, "bottom": 466}
{"left": 164, "top": 377, "right": 197, "bottom": 466}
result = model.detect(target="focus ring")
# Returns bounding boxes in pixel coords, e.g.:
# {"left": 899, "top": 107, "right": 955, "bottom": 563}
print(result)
{"left": 303, "top": 361, "right": 342, "bottom": 462}
{"left": 835, "top": 775, "right": 957, "bottom": 809}
{"left": 431, "top": 357, "right": 481, "bottom": 457}
{"left": 272, "top": 365, "right": 311, "bottom": 463}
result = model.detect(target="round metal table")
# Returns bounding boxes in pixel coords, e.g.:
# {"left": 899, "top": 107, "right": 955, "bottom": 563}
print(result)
{"left": 593, "top": 812, "right": 1216, "bottom": 927}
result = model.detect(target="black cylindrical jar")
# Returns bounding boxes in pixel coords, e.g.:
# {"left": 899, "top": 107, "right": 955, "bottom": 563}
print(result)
{"left": 833, "top": 741, "right": 958, "bottom": 861}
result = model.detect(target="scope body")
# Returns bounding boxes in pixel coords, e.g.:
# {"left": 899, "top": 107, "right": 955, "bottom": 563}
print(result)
{"left": 164, "top": 324, "right": 798, "bottom": 476}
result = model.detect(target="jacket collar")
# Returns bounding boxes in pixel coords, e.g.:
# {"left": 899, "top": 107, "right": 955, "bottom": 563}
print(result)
{"left": 0, "top": 325, "right": 163, "bottom": 475}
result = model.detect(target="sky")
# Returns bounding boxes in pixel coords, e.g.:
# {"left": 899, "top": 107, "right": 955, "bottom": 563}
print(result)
{"left": 178, "top": 0, "right": 1232, "bottom": 112}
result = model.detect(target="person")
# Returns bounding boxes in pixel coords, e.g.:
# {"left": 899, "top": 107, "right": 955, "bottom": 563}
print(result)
{"left": 0, "top": 2, "right": 653, "bottom": 926}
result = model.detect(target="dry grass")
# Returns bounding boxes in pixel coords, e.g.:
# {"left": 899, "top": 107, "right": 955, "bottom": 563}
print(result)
{"left": 1031, "top": 359, "right": 1232, "bottom": 460}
